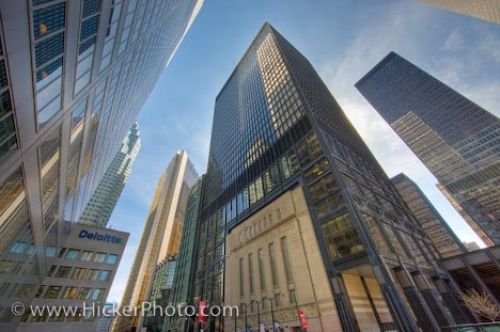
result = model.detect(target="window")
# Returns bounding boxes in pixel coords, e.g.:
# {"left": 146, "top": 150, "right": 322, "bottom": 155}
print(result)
{"left": 48, "top": 265, "right": 57, "bottom": 276}
{"left": 10, "top": 241, "right": 28, "bottom": 254}
{"left": 258, "top": 249, "right": 266, "bottom": 290}
{"left": 91, "top": 288, "right": 105, "bottom": 301}
{"left": 31, "top": 1, "right": 66, "bottom": 127}
{"left": 248, "top": 253, "right": 254, "bottom": 294}
{"left": 289, "top": 289, "right": 296, "bottom": 304}
{"left": 274, "top": 293, "right": 281, "bottom": 307}
{"left": 55, "top": 266, "right": 72, "bottom": 278}
{"left": 105, "top": 254, "right": 118, "bottom": 264}
{"left": 89, "top": 269, "right": 99, "bottom": 281}
{"left": 269, "top": 243, "right": 279, "bottom": 287}
{"left": 35, "top": 285, "right": 46, "bottom": 298}
{"left": 98, "top": 270, "right": 110, "bottom": 282}
{"left": 321, "top": 214, "right": 364, "bottom": 259}
{"left": 280, "top": 237, "right": 293, "bottom": 283}
{"left": 65, "top": 249, "right": 80, "bottom": 260}
{"left": 45, "top": 246, "right": 56, "bottom": 257}
{"left": 44, "top": 286, "right": 62, "bottom": 299}
{"left": 62, "top": 286, "right": 78, "bottom": 299}
{"left": 94, "top": 253, "right": 106, "bottom": 263}
{"left": 239, "top": 257, "right": 244, "bottom": 297}
{"left": 78, "top": 287, "right": 91, "bottom": 300}
{"left": 80, "top": 251, "right": 93, "bottom": 261}
{"left": 72, "top": 268, "right": 86, "bottom": 280}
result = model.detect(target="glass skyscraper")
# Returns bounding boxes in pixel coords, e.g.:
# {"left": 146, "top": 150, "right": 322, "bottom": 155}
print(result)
{"left": 112, "top": 151, "right": 198, "bottom": 332}
{"left": 0, "top": 0, "right": 202, "bottom": 330}
{"left": 79, "top": 122, "right": 141, "bottom": 227}
{"left": 391, "top": 173, "right": 464, "bottom": 258}
{"left": 356, "top": 52, "right": 500, "bottom": 246}
{"left": 193, "top": 23, "right": 471, "bottom": 332}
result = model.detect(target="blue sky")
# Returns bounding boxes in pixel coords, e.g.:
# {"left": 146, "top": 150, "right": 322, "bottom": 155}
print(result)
{"left": 107, "top": 0, "right": 500, "bottom": 303}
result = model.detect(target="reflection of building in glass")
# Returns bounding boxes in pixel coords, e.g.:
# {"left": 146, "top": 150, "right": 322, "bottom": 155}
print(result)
{"left": 391, "top": 173, "right": 464, "bottom": 257}
{"left": 80, "top": 122, "right": 141, "bottom": 227}
{"left": 441, "top": 245, "right": 500, "bottom": 305}
{"left": 144, "top": 256, "right": 177, "bottom": 332}
{"left": 164, "top": 177, "right": 204, "bottom": 332}
{"left": 112, "top": 151, "right": 198, "bottom": 332}
{"left": 0, "top": 1, "right": 202, "bottom": 330}
{"left": 193, "top": 23, "right": 474, "bottom": 332}
{"left": 421, "top": 0, "right": 500, "bottom": 24}
{"left": 356, "top": 52, "right": 500, "bottom": 246}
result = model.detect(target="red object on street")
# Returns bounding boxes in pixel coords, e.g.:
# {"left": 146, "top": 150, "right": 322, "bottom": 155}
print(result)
{"left": 198, "top": 300, "right": 207, "bottom": 323}
{"left": 298, "top": 309, "right": 308, "bottom": 328}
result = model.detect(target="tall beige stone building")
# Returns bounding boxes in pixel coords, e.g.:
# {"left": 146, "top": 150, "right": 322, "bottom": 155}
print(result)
{"left": 111, "top": 151, "right": 198, "bottom": 332}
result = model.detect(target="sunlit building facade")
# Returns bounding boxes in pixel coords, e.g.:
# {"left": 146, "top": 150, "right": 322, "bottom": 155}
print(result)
{"left": 356, "top": 52, "right": 500, "bottom": 246}
{"left": 421, "top": 0, "right": 500, "bottom": 24}
{"left": 0, "top": 0, "right": 202, "bottom": 330}
{"left": 391, "top": 173, "right": 464, "bottom": 257}
{"left": 79, "top": 122, "right": 141, "bottom": 227}
{"left": 163, "top": 177, "right": 204, "bottom": 332}
{"left": 194, "top": 24, "right": 471, "bottom": 332}
{"left": 112, "top": 151, "right": 198, "bottom": 332}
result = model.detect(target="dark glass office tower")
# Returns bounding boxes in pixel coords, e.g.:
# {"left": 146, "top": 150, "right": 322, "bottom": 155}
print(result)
{"left": 356, "top": 52, "right": 500, "bottom": 246}
{"left": 391, "top": 173, "right": 464, "bottom": 258}
{"left": 194, "top": 24, "right": 470, "bottom": 332}
{"left": 0, "top": 1, "right": 202, "bottom": 330}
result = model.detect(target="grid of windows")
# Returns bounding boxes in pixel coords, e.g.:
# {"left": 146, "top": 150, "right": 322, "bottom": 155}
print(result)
{"left": 0, "top": 26, "right": 17, "bottom": 162}
{"left": 99, "top": 0, "right": 123, "bottom": 71}
{"left": 31, "top": 0, "right": 66, "bottom": 127}
{"left": 74, "top": 0, "right": 102, "bottom": 95}
{"left": 117, "top": 0, "right": 138, "bottom": 55}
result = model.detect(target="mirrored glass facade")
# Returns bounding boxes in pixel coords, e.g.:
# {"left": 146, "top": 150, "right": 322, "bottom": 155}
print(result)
{"left": 79, "top": 122, "right": 141, "bottom": 227}
{"left": 193, "top": 24, "right": 471, "bottom": 332}
{"left": 356, "top": 52, "right": 500, "bottom": 246}
{"left": 0, "top": 0, "right": 202, "bottom": 330}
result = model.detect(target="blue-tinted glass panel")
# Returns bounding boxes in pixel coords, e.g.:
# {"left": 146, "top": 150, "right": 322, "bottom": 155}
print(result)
{"left": 36, "top": 57, "right": 63, "bottom": 84}
{"left": 83, "top": 0, "right": 102, "bottom": 18}
{"left": 79, "top": 36, "right": 96, "bottom": 55}
{"left": 80, "top": 15, "right": 99, "bottom": 41}
{"left": 0, "top": 60, "right": 7, "bottom": 89}
{"left": 0, "top": 114, "right": 16, "bottom": 143}
{"left": 0, "top": 89, "right": 12, "bottom": 117}
{"left": 38, "top": 96, "right": 61, "bottom": 126}
{"left": 32, "top": 0, "right": 55, "bottom": 5}
{"left": 32, "top": 3, "right": 65, "bottom": 39}
{"left": 34, "top": 32, "right": 64, "bottom": 67}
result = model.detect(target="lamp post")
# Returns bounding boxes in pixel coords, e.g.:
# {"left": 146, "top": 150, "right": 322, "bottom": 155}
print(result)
{"left": 292, "top": 291, "right": 303, "bottom": 332}
{"left": 263, "top": 297, "right": 276, "bottom": 332}
{"left": 240, "top": 303, "right": 248, "bottom": 331}
{"left": 251, "top": 300, "right": 261, "bottom": 331}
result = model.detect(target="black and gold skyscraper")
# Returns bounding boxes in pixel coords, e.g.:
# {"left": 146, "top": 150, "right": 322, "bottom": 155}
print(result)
{"left": 193, "top": 24, "right": 471, "bottom": 332}
{"left": 391, "top": 173, "right": 465, "bottom": 258}
{"left": 356, "top": 52, "right": 500, "bottom": 246}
